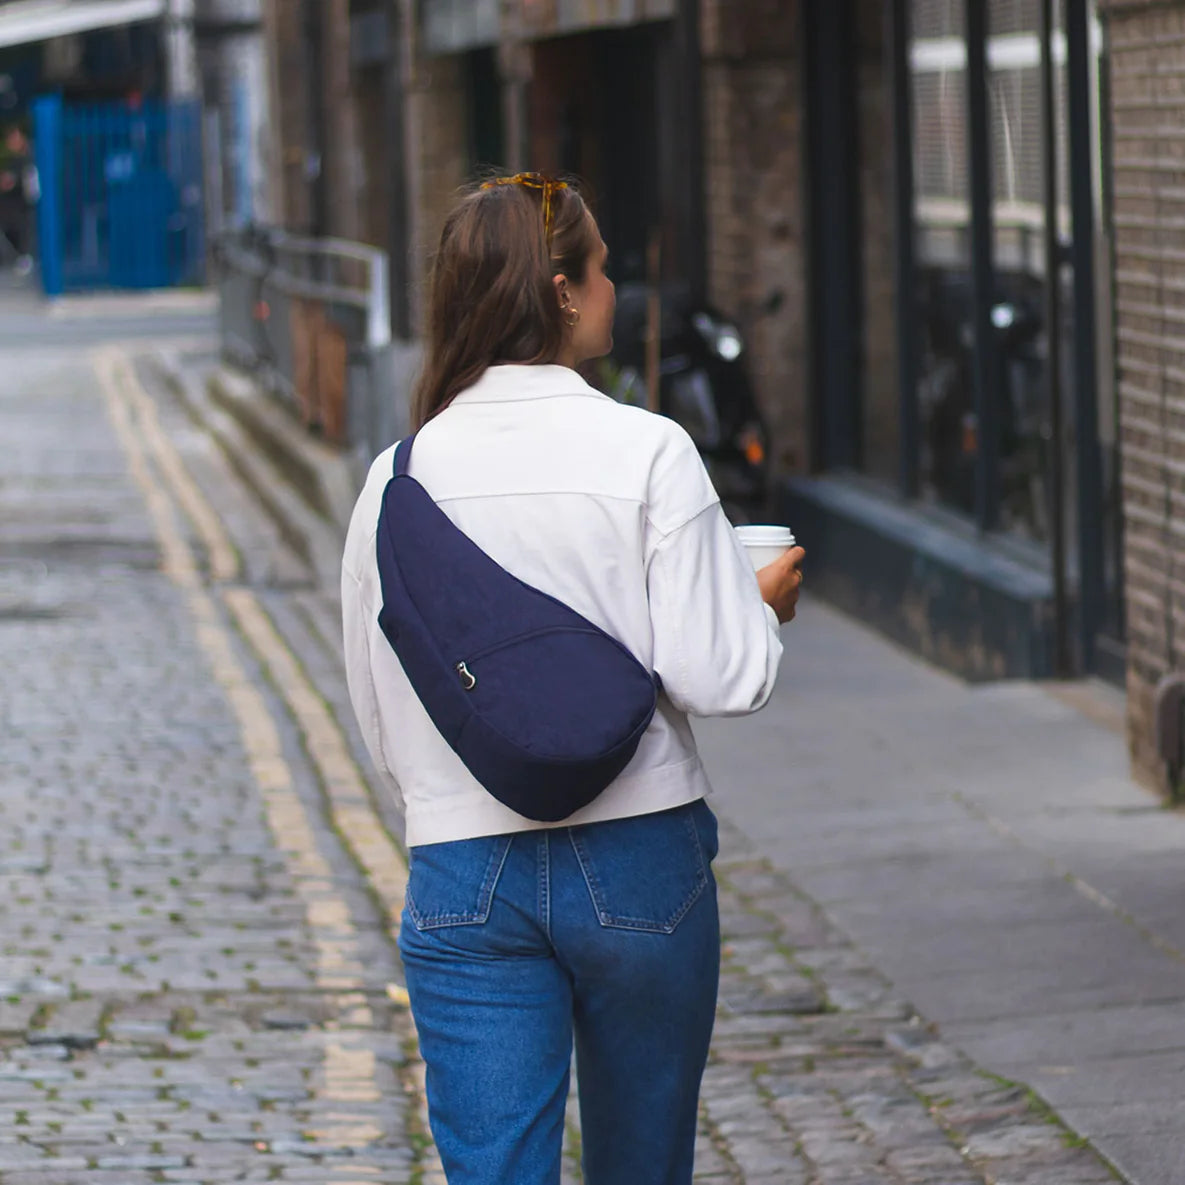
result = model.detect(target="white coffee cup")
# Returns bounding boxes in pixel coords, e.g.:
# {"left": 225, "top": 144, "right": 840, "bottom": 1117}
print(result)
{"left": 734, "top": 524, "right": 796, "bottom": 571}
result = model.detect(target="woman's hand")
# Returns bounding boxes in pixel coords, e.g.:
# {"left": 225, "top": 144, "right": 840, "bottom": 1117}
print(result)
{"left": 757, "top": 546, "right": 805, "bottom": 624}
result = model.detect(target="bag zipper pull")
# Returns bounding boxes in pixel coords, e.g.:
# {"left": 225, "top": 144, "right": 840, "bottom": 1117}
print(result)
{"left": 456, "top": 662, "right": 476, "bottom": 690}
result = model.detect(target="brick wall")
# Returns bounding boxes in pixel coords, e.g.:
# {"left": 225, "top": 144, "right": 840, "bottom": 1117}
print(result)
{"left": 268, "top": 0, "right": 363, "bottom": 239}
{"left": 701, "top": 0, "right": 807, "bottom": 472}
{"left": 322, "top": 0, "right": 361, "bottom": 241}
{"left": 353, "top": 65, "right": 390, "bottom": 254}
{"left": 1100, "top": 0, "right": 1185, "bottom": 793}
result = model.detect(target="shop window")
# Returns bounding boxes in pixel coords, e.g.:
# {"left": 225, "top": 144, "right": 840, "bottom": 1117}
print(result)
{"left": 818, "top": 0, "right": 1121, "bottom": 670}
{"left": 905, "top": 0, "right": 1083, "bottom": 542}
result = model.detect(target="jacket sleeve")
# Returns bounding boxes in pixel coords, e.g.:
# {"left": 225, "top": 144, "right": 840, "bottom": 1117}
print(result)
{"left": 341, "top": 543, "right": 407, "bottom": 818}
{"left": 645, "top": 428, "right": 784, "bottom": 717}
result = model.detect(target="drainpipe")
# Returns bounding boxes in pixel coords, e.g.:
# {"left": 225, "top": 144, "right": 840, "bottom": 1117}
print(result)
{"left": 674, "top": 0, "right": 705, "bottom": 303}
{"left": 165, "top": 0, "right": 199, "bottom": 99}
{"left": 1067, "top": 0, "right": 1104, "bottom": 672}
{"left": 1040, "top": 0, "right": 1069, "bottom": 676}
{"left": 499, "top": 3, "right": 530, "bottom": 172}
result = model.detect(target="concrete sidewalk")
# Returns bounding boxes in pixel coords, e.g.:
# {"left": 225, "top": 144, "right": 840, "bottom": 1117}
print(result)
{"left": 0, "top": 284, "right": 216, "bottom": 349}
{"left": 693, "top": 600, "right": 1185, "bottom": 1185}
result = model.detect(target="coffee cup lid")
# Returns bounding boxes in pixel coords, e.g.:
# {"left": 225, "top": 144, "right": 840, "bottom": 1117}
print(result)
{"left": 734, "top": 524, "right": 795, "bottom": 544}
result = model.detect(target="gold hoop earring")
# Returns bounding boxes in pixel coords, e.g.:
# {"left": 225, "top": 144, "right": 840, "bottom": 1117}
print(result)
{"left": 563, "top": 306, "right": 581, "bottom": 328}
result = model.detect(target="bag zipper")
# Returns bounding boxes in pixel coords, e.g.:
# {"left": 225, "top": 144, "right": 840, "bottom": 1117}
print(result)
{"left": 456, "top": 625, "right": 603, "bottom": 690}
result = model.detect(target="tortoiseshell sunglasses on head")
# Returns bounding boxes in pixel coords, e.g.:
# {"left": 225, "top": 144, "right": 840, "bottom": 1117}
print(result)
{"left": 480, "top": 172, "right": 570, "bottom": 243}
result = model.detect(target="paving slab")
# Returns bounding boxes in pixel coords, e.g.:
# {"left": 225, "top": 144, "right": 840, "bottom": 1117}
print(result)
{"left": 944, "top": 1001, "right": 1185, "bottom": 1067}
{"left": 1022, "top": 1049, "right": 1185, "bottom": 1106}
{"left": 1089, "top": 1135, "right": 1185, "bottom": 1185}
{"left": 694, "top": 596, "right": 1185, "bottom": 1183}
{"left": 1060, "top": 1099, "right": 1185, "bottom": 1138}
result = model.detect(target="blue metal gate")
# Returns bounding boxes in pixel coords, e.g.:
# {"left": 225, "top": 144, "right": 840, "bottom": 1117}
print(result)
{"left": 33, "top": 96, "right": 205, "bottom": 296}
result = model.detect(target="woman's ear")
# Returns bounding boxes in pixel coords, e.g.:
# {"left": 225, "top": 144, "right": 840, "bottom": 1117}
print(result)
{"left": 553, "top": 274, "right": 570, "bottom": 310}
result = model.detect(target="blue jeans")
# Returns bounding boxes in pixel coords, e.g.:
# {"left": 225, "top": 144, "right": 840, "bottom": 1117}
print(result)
{"left": 398, "top": 799, "right": 721, "bottom": 1185}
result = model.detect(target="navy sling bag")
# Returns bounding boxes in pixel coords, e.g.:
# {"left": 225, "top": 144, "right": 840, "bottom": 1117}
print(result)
{"left": 375, "top": 433, "right": 660, "bottom": 823}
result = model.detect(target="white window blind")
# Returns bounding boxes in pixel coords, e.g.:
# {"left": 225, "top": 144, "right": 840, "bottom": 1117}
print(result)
{"left": 910, "top": 0, "right": 1084, "bottom": 235}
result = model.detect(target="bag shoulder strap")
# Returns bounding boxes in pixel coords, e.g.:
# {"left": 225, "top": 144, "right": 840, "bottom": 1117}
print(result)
{"left": 393, "top": 432, "right": 417, "bottom": 478}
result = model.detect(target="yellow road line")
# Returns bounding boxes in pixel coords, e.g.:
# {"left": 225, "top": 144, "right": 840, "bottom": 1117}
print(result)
{"left": 96, "top": 345, "right": 438, "bottom": 1172}
{"left": 99, "top": 349, "right": 409, "bottom": 911}
{"left": 95, "top": 346, "right": 385, "bottom": 1153}
{"left": 108, "top": 349, "right": 241, "bottom": 582}
{"left": 221, "top": 587, "right": 408, "bottom": 922}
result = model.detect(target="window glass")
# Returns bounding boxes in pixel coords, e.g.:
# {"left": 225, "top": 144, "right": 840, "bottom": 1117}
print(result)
{"left": 908, "top": 0, "right": 1074, "bottom": 538}
{"left": 911, "top": 0, "right": 976, "bottom": 515}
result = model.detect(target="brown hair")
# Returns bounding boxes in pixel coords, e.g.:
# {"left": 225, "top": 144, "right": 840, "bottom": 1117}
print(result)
{"left": 411, "top": 177, "right": 599, "bottom": 428}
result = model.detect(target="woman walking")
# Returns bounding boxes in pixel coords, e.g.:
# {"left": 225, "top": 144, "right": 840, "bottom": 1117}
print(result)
{"left": 341, "top": 174, "right": 803, "bottom": 1185}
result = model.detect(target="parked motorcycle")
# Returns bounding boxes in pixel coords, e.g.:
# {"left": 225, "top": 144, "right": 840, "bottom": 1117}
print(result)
{"left": 918, "top": 269, "right": 1050, "bottom": 539}
{"left": 599, "top": 282, "right": 771, "bottom": 523}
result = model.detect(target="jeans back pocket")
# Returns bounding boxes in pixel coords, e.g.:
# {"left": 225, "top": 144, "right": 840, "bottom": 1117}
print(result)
{"left": 569, "top": 801, "right": 716, "bottom": 934}
{"left": 405, "top": 834, "right": 513, "bottom": 931}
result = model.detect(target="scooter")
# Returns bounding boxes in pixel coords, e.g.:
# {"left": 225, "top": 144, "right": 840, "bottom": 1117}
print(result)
{"left": 599, "top": 282, "right": 771, "bottom": 523}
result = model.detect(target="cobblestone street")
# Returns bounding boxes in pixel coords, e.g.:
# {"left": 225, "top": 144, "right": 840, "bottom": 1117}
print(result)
{"left": 0, "top": 329, "right": 1127, "bottom": 1184}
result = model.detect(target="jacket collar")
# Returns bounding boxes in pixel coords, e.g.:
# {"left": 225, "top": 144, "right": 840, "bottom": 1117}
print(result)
{"left": 452, "top": 363, "right": 609, "bottom": 404}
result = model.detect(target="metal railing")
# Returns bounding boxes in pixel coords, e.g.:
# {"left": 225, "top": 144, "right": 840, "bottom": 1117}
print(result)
{"left": 213, "top": 225, "right": 415, "bottom": 466}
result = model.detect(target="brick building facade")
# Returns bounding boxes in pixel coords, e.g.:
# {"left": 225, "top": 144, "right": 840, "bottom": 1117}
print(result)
{"left": 1099, "top": 0, "right": 1185, "bottom": 795}
{"left": 260, "top": 1, "right": 1185, "bottom": 798}
{"left": 701, "top": 2, "right": 807, "bottom": 468}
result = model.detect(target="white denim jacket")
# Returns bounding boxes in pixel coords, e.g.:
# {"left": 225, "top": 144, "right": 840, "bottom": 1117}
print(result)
{"left": 341, "top": 363, "right": 784, "bottom": 847}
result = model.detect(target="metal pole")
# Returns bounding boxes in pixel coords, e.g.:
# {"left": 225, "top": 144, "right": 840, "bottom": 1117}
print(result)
{"left": 386, "top": 0, "right": 411, "bottom": 339}
{"left": 202, "top": 108, "right": 224, "bottom": 243}
{"left": 1041, "top": 0, "right": 1069, "bottom": 676}
{"left": 888, "top": 0, "right": 919, "bottom": 499}
{"left": 966, "top": 0, "right": 999, "bottom": 531}
{"left": 676, "top": 0, "right": 706, "bottom": 303}
{"left": 1067, "top": 0, "right": 1104, "bottom": 672}
{"left": 367, "top": 252, "right": 391, "bottom": 351}
{"left": 804, "top": 0, "right": 861, "bottom": 470}
{"left": 802, "top": 0, "right": 826, "bottom": 471}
